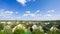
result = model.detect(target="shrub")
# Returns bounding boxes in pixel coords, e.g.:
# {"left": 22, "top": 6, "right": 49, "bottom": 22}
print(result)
{"left": 4, "top": 25, "right": 12, "bottom": 34}
{"left": 32, "top": 29, "right": 44, "bottom": 34}
{"left": 47, "top": 29, "right": 60, "bottom": 34}
{"left": 0, "top": 30, "right": 5, "bottom": 34}
{"left": 0, "top": 23, "right": 4, "bottom": 30}
{"left": 13, "top": 28, "right": 26, "bottom": 34}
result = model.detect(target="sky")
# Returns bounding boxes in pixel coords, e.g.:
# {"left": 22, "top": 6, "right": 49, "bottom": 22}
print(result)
{"left": 0, "top": 0, "right": 60, "bottom": 20}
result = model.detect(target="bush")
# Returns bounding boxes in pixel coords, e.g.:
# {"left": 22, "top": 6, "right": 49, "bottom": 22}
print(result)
{"left": 4, "top": 25, "right": 12, "bottom": 34}
{"left": 0, "top": 30, "right": 5, "bottom": 34}
{"left": 0, "top": 23, "right": 4, "bottom": 30}
{"left": 32, "top": 29, "right": 44, "bottom": 34}
{"left": 13, "top": 28, "right": 26, "bottom": 34}
{"left": 47, "top": 30, "right": 60, "bottom": 34}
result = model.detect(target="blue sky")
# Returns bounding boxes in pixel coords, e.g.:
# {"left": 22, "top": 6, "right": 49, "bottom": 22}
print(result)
{"left": 0, "top": 0, "right": 60, "bottom": 20}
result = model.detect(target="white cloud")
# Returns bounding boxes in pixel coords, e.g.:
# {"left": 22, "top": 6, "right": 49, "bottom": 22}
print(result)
{"left": 45, "top": 14, "right": 52, "bottom": 17}
{"left": 0, "top": 11, "right": 13, "bottom": 16}
{"left": 30, "top": 14, "right": 36, "bottom": 17}
{"left": 16, "top": 0, "right": 36, "bottom": 6}
{"left": 0, "top": 10, "right": 14, "bottom": 20}
{"left": 23, "top": 14, "right": 28, "bottom": 16}
{"left": 26, "top": 11, "right": 31, "bottom": 14}
{"left": 21, "top": 10, "right": 43, "bottom": 20}
{"left": 48, "top": 10, "right": 55, "bottom": 13}
{"left": 23, "top": 13, "right": 36, "bottom": 17}
{"left": 35, "top": 10, "right": 40, "bottom": 14}
{"left": 16, "top": 0, "right": 27, "bottom": 5}
{"left": 0, "top": 9, "right": 20, "bottom": 20}
{"left": 15, "top": 12, "right": 18, "bottom": 14}
{"left": 5, "top": 11, "right": 13, "bottom": 15}
{"left": 23, "top": 11, "right": 36, "bottom": 17}
{"left": 0, "top": 9, "right": 60, "bottom": 20}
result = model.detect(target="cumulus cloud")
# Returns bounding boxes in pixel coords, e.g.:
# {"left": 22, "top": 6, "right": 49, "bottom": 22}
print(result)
{"left": 0, "top": 9, "right": 60, "bottom": 20}
{"left": 45, "top": 14, "right": 52, "bottom": 17}
{"left": 5, "top": 11, "right": 13, "bottom": 15}
{"left": 16, "top": 0, "right": 36, "bottom": 6}
{"left": 26, "top": 11, "right": 31, "bottom": 14}
{"left": 23, "top": 13, "right": 36, "bottom": 17}
{"left": 35, "top": 10, "right": 40, "bottom": 14}
{"left": 23, "top": 11, "right": 36, "bottom": 17}
{"left": 0, "top": 10, "right": 13, "bottom": 17}
{"left": 47, "top": 10, "right": 55, "bottom": 13}
{"left": 22, "top": 10, "right": 42, "bottom": 20}
{"left": 0, "top": 11, "right": 13, "bottom": 20}
{"left": 15, "top": 12, "right": 19, "bottom": 14}
{"left": 22, "top": 10, "right": 55, "bottom": 19}
{"left": 16, "top": 0, "right": 27, "bottom": 5}
{"left": 0, "top": 9, "right": 19, "bottom": 20}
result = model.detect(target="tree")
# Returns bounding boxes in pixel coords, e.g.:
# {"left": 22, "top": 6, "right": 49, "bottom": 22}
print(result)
{"left": 13, "top": 28, "right": 25, "bottom": 34}
{"left": 0, "top": 23, "right": 4, "bottom": 30}
{"left": 0, "top": 30, "right": 5, "bottom": 34}
{"left": 32, "top": 29, "right": 44, "bottom": 34}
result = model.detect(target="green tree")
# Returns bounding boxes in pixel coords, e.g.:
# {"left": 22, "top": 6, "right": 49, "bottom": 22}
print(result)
{"left": 32, "top": 29, "right": 44, "bottom": 34}
{"left": 0, "top": 30, "right": 5, "bottom": 34}
{"left": 13, "top": 28, "right": 26, "bottom": 34}
{"left": 0, "top": 23, "right": 4, "bottom": 30}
